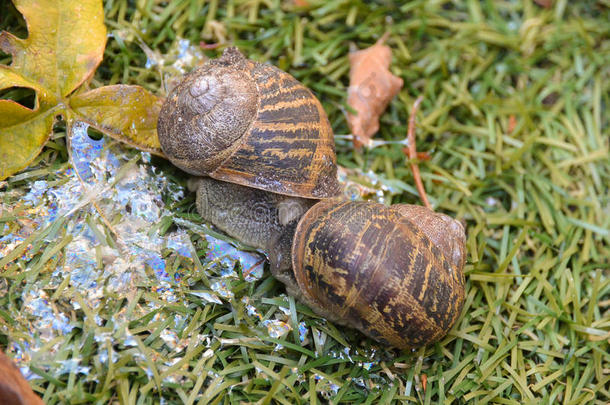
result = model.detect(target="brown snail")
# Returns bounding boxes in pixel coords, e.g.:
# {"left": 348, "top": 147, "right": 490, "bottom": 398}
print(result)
{"left": 158, "top": 48, "right": 466, "bottom": 349}
{"left": 158, "top": 47, "right": 341, "bottom": 199}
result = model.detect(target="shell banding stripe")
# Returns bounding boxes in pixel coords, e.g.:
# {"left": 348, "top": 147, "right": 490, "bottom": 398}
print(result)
{"left": 294, "top": 201, "right": 464, "bottom": 348}
{"left": 211, "top": 62, "right": 337, "bottom": 198}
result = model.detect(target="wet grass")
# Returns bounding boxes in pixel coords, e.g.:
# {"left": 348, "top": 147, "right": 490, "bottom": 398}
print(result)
{"left": 1, "top": 0, "right": 609, "bottom": 403}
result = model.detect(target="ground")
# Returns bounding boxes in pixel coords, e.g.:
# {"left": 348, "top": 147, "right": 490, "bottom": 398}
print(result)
{"left": 0, "top": 1, "right": 608, "bottom": 404}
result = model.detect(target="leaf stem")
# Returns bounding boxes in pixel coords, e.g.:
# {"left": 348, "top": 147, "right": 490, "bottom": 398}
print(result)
{"left": 403, "top": 96, "right": 431, "bottom": 210}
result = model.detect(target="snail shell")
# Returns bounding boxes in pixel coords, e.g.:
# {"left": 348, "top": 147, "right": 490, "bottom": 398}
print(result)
{"left": 158, "top": 47, "right": 341, "bottom": 199}
{"left": 292, "top": 200, "right": 466, "bottom": 349}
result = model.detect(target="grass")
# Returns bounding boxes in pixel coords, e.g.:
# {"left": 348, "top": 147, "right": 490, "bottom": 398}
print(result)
{"left": 1, "top": 0, "right": 609, "bottom": 403}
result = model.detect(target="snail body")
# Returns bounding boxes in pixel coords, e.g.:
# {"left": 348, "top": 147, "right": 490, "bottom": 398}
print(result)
{"left": 158, "top": 49, "right": 466, "bottom": 349}
{"left": 193, "top": 177, "right": 315, "bottom": 275}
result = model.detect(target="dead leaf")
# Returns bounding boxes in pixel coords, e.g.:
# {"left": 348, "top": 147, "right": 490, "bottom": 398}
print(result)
{"left": 534, "top": 0, "right": 553, "bottom": 8}
{"left": 507, "top": 114, "right": 517, "bottom": 134}
{"left": 0, "top": 350, "right": 44, "bottom": 405}
{"left": 346, "top": 33, "right": 404, "bottom": 148}
{"left": 199, "top": 41, "right": 220, "bottom": 50}
{"left": 0, "top": 0, "right": 164, "bottom": 181}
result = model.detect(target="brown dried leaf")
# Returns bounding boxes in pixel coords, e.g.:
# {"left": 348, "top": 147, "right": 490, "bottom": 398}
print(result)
{"left": 534, "top": 0, "right": 553, "bottom": 9}
{"left": 0, "top": 350, "right": 44, "bottom": 405}
{"left": 346, "top": 34, "right": 404, "bottom": 148}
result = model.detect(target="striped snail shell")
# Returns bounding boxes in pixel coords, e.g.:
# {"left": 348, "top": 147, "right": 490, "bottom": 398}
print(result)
{"left": 158, "top": 47, "right": 341, "bottom": 199}
{"left": 292, "top": 200, "right": 466, "bottom": 349}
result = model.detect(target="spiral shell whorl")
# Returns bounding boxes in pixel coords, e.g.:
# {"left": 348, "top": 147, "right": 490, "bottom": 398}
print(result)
{"left": 390, "top": 204, "right": 466, "bottom": 272}
{"left": 158, "top": 48, "right": 258, "bottom": 175}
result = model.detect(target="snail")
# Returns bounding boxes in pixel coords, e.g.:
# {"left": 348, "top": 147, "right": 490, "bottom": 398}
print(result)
{"left": 158, "top": 47, "right": 341, "bottom": 199}
{"left": 157, "top": 48, "right": 466, "bottom": 349}
{"left": 192, "top": 178, "right": 466, "bottom": 348}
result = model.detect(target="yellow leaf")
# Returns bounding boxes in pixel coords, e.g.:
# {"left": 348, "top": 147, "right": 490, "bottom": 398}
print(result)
{"left": 0, "top": 111, "right": 55, "bottom": 179}
{"left": 71, "top": 85, "right": 165, "bottom": 156}
{"left": 0, "top": 0, "right": 106, "bottom": 179}
{"left": 1, "top": 0, "right": 165, "bottom": 180}
{"left": 0, "top": 0, "right": 106, "bottom": 98}
{"left": 0, "top": 66, "right": 45, "bottom": 127}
